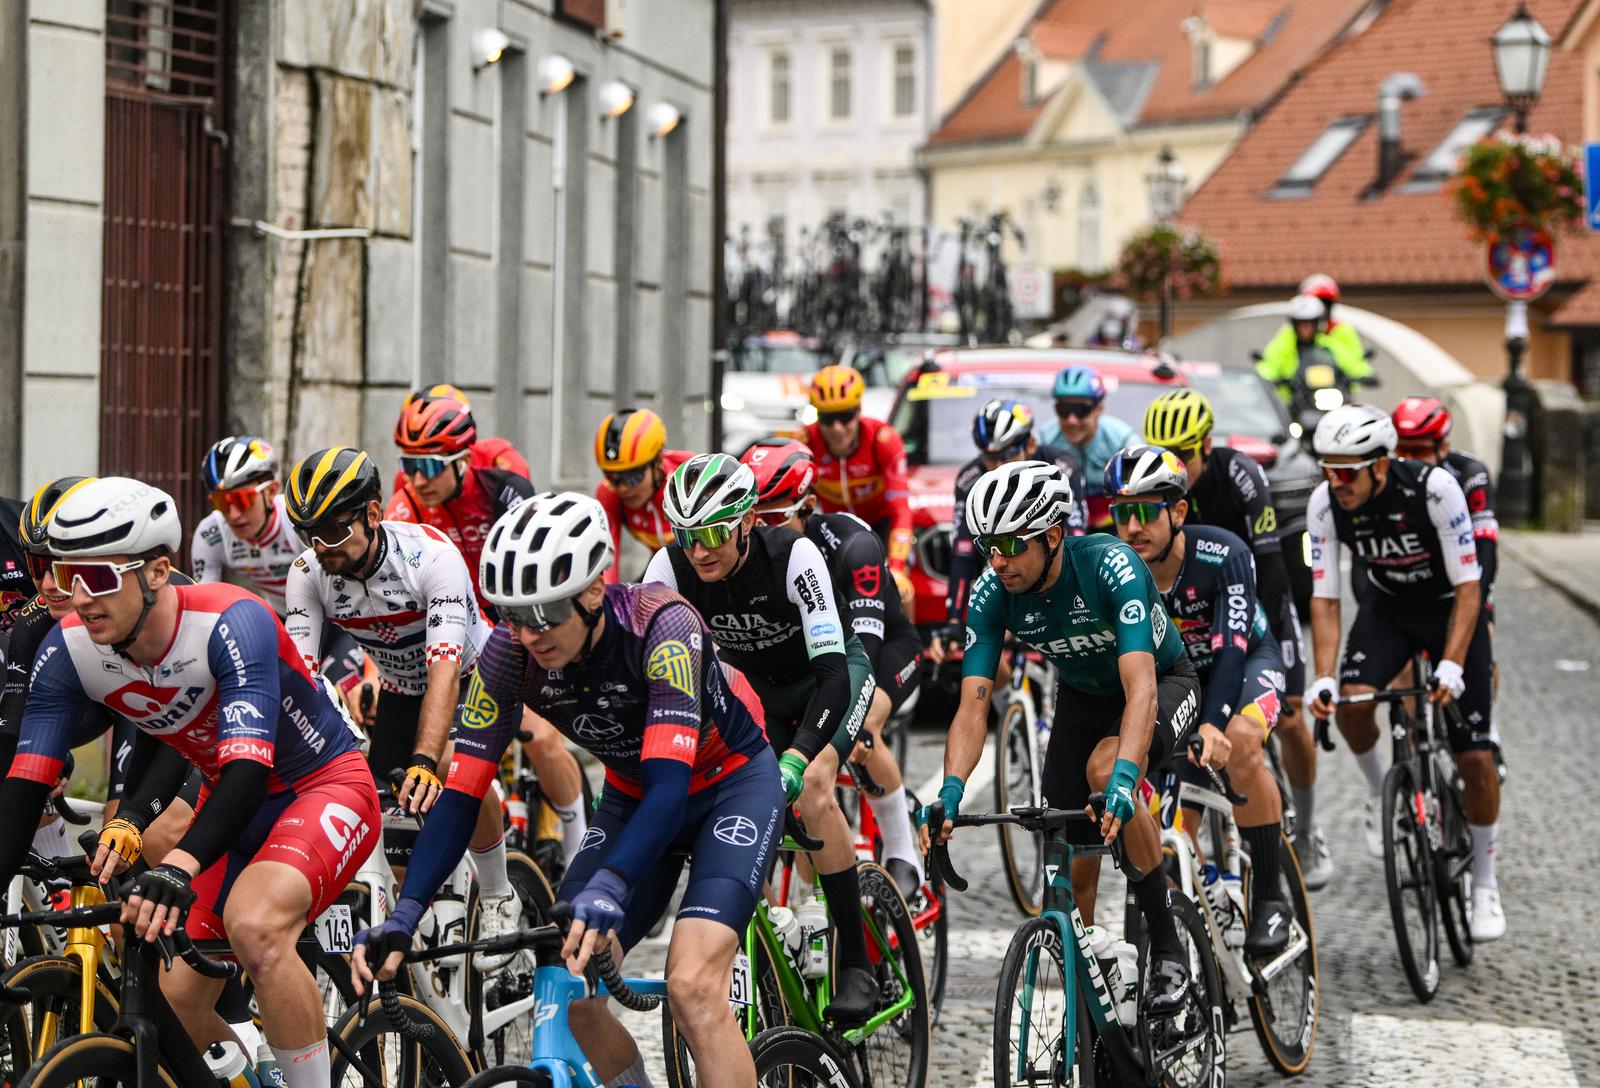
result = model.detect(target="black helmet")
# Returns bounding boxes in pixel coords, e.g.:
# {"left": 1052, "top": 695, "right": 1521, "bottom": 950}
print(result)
{"left": 19, "top": 476, "right": 94, "bottom": 553}
{"left": 284, "top": 447, "right": 381, "bottom": 528}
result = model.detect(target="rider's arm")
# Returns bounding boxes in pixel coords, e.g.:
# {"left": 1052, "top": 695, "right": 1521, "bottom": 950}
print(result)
{"left": 595, "top": 481, "right": 625, "bottom": 585}
{"left": 114, "top": 730, "right": 193, "bottom": 831}
{"left": 412, "top": 546, "right": 477, "bottom": 763}
{"left": 944, "top": 571, "right": 1005, "bottom": 782}
{"left": 0, "top": 602, "right": 44, "bottom": 776}
{"left": 641, "top": 545, "right": 678, "bottom": 592}
{"left": 282, "top": 554, "right": 327, "bottom": 674}
{"left": 1095, "top": 542, "right": 1163, "bottom": 760}
{"left": 1425, "top": 469, "right": 1482, "bottom": 666}
{"left": 836, "top": 530, "right": 890, "bottom": 660}
{"left": 786, "top": 537, "right": 851, "bottom": 761}
{"left": 1201, "top": 545, "right": 1258, "bottom": 731}
{"left": 189, "top": 517, "right": 226, "bottom": 584}
{"left": 876, "top": 425, "right": 915, "bottom": 572}
{"left": 1230, "top": 453, "right": 1294, "bottom": 642}
{"left": 1458, "top": 462, "right": 1499, "bottom": 590}
{"left": 1256, "top": 326, "right": 1298, "bottom": 385}
{"left": 1306, "top": 484, "right": 1342, "bottom": 677}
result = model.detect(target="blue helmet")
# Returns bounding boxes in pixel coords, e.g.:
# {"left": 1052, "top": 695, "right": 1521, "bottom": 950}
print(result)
{"left": 202, "top": 436, "right": 279, "bottom": 492}
{"left": 1052, "top": 366, "right": 1106, "bottom": 403}
{"left": 972, "top": 398, "right": 1035, "bottom": 454}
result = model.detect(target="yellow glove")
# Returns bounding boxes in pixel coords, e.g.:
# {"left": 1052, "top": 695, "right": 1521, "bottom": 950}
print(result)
{"left": 98, "top": 817, "right": 145, "bottom": 867}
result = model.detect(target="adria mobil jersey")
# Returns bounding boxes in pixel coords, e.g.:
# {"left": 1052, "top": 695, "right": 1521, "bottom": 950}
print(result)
{"left": 963, "top": 535, "right": 1184, "bottom": 697}
{"left": 12, "top": 583, "right": 358, "bottom": 790}
{"left": 283, "top": 520, "right": 487, "bottom": 696}
{"left": 190, "top": 495, "right": 306, "bottom": 615}
{"left": 449, "top": 583, "right": 769, "bottom": 801}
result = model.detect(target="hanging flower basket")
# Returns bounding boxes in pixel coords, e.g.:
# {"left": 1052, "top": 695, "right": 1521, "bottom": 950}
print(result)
{"left": 1450, "top": 130, "right": 1584, "bottom": 241}
{"left": 1115, "top": 223, "right": 1224, "bottom": 302}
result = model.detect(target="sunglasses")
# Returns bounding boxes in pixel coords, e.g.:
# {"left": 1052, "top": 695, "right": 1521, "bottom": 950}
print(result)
{"left": 52, "top": 559, "right": 145, "bottom": 598}
{"left": 1054, "top": 401, "right": 1098, "bottom": 420}
{"left": 975, "top": 525, "right": 1051, "bottom": 558}
{"left": 1317, "top": 457, "right": 1382, "bottom": 484}
{"left": 25, "top": 551, "right": 52, "bottom": 586}
{"left": 753, "top": 498, "right": 810, "bottom": 528}
{"left": 209, "top": 480, "right": 271, "bottom": 515}
{"left": 819, "top": 409, "right": 859, "bottom": 428}
{"left": 605, "top": 467, "right": 650, "bottom": 489}
{"left": 1109, "top": 500, "right": 1170, "bottom": 526}
{"left": 400, "top": 451, "right": 469, "bottom": 480}
{"left": 1395, "top": 444, "right": 1438, "bottom": 461}
{"left": 1162, "top": 443, "right": 1204, "bottom": 464}
{"left": 502, "top": 598, "right": 576, "bottom": 633}
{"left": 305, "top": 512, "right": 362, "bottom": 549}
{"left": 672, "top": 519, "right": 741, "bottom": 551}
{"left": 982, "top": 441, "right": 1031, "bottom": 466}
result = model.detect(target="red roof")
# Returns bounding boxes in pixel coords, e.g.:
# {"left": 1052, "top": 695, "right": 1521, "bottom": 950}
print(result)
{"left": 1179, "top": 0, "right": 1600, "bottom": 291}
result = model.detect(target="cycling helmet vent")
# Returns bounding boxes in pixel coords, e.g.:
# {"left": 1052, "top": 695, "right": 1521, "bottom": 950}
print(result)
{"left": 479, "top": 491, "right": 615, "bottom": 609}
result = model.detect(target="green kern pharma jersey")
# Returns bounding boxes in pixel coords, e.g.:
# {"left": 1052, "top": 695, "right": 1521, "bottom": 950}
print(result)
{"left": 963, "top": 536, "right": 1183, "bottom": 698}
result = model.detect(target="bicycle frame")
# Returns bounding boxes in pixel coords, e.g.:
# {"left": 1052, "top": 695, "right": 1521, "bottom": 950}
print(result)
{"left": 520, "top": 965, "right": 670, "bottom": 1088}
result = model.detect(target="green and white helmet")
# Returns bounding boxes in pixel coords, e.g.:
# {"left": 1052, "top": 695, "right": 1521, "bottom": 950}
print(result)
{"left": 663, "top": 453, "right": 757, "bottom": 528}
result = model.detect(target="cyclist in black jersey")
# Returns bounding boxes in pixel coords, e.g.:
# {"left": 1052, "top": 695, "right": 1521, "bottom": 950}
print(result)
{"left": 1107, "top": 446, "right": 1292, "bottom": 955}
{"left": 0, "top": 496, "right": 39, "bottom": 634}
{"left": 1144, "top": 388, "right": 1328, "bottom": 887}
{"left": 742, "top": 438, "right": 926, "bottom": 896}
{"left": 646, "top": 453, "right": 881, "bottom": 1023}
{"left": 1306, "top": 404, "right": 1504, "bottom": 941}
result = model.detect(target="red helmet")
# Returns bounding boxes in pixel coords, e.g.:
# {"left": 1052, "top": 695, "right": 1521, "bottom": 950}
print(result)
{"left": 1391, "top": 397, "right": 1451, "bottom": 444}
{"left": 394, "top": 388, "right": 477, "bottom": 455}
{"left": 1299, "top": 273, "right": 1340, "bottom": 302}
{"left": 740, "top": 439, "right": 816, "bottom": 512}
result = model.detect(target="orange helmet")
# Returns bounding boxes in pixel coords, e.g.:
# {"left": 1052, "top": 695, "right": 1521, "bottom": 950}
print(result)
{"left": 595, "top": 408, "right": 668, "bottom": 473}
{"left": 808, "top": 366, "right": 865, "bottom": 413}
{"left": 394, "top": 387, "right": 477, "bottom": 455}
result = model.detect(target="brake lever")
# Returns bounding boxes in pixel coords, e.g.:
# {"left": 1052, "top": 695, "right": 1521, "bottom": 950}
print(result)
{"left": 922, "top": 802, "right": 967, "bottom": 892}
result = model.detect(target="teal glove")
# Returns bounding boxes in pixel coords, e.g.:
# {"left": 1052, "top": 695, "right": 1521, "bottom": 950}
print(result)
{"left": 778, "top": 752, "right": 808, "bottom": 805}
{"left": 917, "top": 775, "right": 965, "bottom": 828}
{"left": 1104, "top": 758, "right": 1141, "bottom": 825}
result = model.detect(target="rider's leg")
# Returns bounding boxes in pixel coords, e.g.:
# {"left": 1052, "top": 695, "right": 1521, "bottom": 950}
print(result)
{"left": 523, "top": 710, "right": 588, "bottom": 860}
{"left": 799, "top": 744, "right": 868, "bottom": 964}
{"left": 666, "top": 918, "right": 754, "bottom": 1088}
{"left": 858, "top": 688, "right": 921, "bottom": 885}
{"left": 1275, "top": 699, "right": 1315, "bottom": 821}
{"left": 1085, "top": 736, "right": 1180, "bottom": 958}
{"left": 569, "top": 950, "right": 651, "bottom": 1083}
{"left": 1334, "top": 690, "right": 1382, "bottom": 790}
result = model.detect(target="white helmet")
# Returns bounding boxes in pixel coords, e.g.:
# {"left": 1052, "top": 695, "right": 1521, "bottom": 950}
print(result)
{"left": 965, "top": 460, "right": 1074, "bottom": 536}
{"left": 480, "top": 491, "right": 615, "bottom": 610}
{"left": 663, "top": 453, "right": 757, "bottom": 529}
{"left": 202, "top": 436, "right": 279, "bottom": 492}
{"left": 1287, "top": 293, "right": 1324, "bottom": 323}
{"left": 47, "top": 476, "right": 182, "bottom": 558}
{"left": 1313, "top": 404, "right": 1397, "bottom": 458}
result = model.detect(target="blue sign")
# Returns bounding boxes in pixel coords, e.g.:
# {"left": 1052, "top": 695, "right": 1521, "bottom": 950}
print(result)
{"left": 1587, "top": 142, "right": 1600, "bottom": 230}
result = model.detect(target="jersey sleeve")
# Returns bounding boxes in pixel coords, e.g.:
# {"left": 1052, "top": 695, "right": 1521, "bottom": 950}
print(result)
{"left": 1095, "top": 541, "right": 1158, "bottom": 658}
{"left": 1228, "top": 453, "right": 1282, "bottom": 553}
{"left": 960, "top": 569, "right": 1007, "bottom": 682}
{"left": 1424, "top": 468, "right": 1481, "bottom": 588}
{"left": 834, "top": 529, "right": 890, "bottom": 658}
{"left": 12, "top": 629, "right": 89, "bottom": 784}
{"left": 190, "top": 516, "right": 226, "bottom": 584}
{"left": 1306, "top": 484, "right": 1341, "bottom": 600}
{"left": 442, "top": 627, "right": 525, "bottom": 800}
{"left": 596, "top": 482, "right": 625, "bottom": 585}
{"left": 1457, "top": 458, "right": 1498, "bottom": 588}
{"left": 1202, "top": 546, "right": 1257, "bottom": 729}
{"left": 384, "top": 487, "right": 420, "bottom": 523}
{"left": 0, "top": 601, "right": 45, "bottom": 741}
{"left": 420, "top": 542, "right": 476, "bottom": 665}
{"left": 486, "top": 468, "right": 535, "bottom": 519}
{"left": 639, "top": 603, "right": 707, "bottom": 768}
{"left": 875, "top": 425, "right": 914, "bottom": 570}
{"left": 282, "top": 553, "right": 327, "bottom": 674}
{"left": 784, "top": 537, "right": 847, "bottom": 660}
{"left": 208, "top": 598, "right": 285, "bottom": 770}
{"left": 641, "top": 546, "right": 679, "bottom": 593}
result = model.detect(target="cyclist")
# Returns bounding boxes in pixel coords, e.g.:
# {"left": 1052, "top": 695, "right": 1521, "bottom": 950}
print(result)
{"left": 798, "top": 364, "right": 916, "bottom": 579}
{"left": 0, "top": 476, "right": 378, "bottom": 1088}
{"left": 390, "top": 383, "right": 531, "bottom": 481}
{"left": 1142, "top": 390, "right": 1326, "bottom": 887}
{"left": 925, "top": 459, "right": 1198, "bottom": 1016}
{"left": 352, "top": 493, "right": 781, "bottom": 1088}
{"left": 0, "top": 494, "right": 35, "bottom": 632}
{"left": 741, "top": 438, "right": 925, "bottom": 896}
{"left": 1106, "top": 446, "right": 1292, "bottom": 954}
{"left": 645, "top": 453, "right": 881, "bottom": 1022}
{"left": 1038, "top": 365, "right": 1136, "bottom": 526}
{"left": 1305, "top": 404, "right": 1503, "bottom": 941}
{"left": 593, "top": 407, "right": 693, "bottom": 580}
{"left": 281, "top": 447, "right": 526, "bottom": 952}
{"left": 1256, "top": 288, "right": 1372, "bottom": 404}
{"left": 1391, "top": 398, "right": 1497, "bottom": 595}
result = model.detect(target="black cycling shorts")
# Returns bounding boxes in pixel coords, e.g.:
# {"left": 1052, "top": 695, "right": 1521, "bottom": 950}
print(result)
{"left": 748, "top": 637, "right": 875, "bottom": 761}
{"left": 1340, "top": 592, "right": 1494, "bottom": 753}
{"left": 106, "top": 718, "right": 203, "bottom": 807}
{"left": 1041, "top": 655, "right": 1200, "bottom": 812}
{"left": 367, "top": 689, "right": 470, "bottom": 786}
{"left": 875, "top": 626, "right": 923, "bottom": 716}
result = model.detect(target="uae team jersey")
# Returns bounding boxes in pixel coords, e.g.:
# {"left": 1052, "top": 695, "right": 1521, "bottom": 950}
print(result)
{"left": 11, "top": 583, "right": 359, "bottom": 790}
{"left": 190, "top": 495, "right": 305, "bottom": 615}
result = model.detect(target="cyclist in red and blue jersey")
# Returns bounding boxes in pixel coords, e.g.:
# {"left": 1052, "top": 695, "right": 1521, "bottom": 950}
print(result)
{"left": 0, "top": 477, "right": 378, "bottom": 1088}
{"left": 353, "top": 493, "right": 781, "bottom": 1088}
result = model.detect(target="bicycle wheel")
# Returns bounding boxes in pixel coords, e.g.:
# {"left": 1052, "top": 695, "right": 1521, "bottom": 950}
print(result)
{"left": 1243, "top": 830, "right": 1320, "bottom": 1075}
{"left": 17, "top": 1032, "right": 179, "bottom": 1087}
{"left": 1137, "top": 892, "right": 1225, "bottom": 1088}
{"left": 473, "top": 850, "right": 556, "bottom": 1068}
{"left": 1434, "top": 764, "right": 1475, "bottom": 969}
{"left": 994, "top": 701, "right": 1044, "bottom": 917}
{"left": 664, "top": 929, "right": 790, "bottom": 1088}
{"left": 331, "top": 989, "right": 474, "bottom": 1087}
{"left": 0, "top": 953, "right": 120, "bottom": 1060}
{"left": 752, "top": 1025, "right": 863, "bottom": 1087}
{"left": 1381, "top": 763, "right": 1440, "bottom": 1002}
{"left": 906, "top": 879, "right": 949, "bottom": 1027}
{"left": 993, "top": 915, "right": 1090, "bottom": 1087}
{"left": 848, "top": 862, "right": 929, "bottom": 1088}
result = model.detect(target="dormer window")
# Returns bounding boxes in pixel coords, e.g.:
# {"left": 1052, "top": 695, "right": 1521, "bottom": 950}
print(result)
{"left": 1271, "top": 116, "right": 1369, "bottom": 195}
{"left": 1405, "top": 107, "right": 1506, "bottom": 189}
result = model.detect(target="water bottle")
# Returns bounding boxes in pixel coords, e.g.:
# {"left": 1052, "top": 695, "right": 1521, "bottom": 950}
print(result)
{"left": 1085, "top": 927, "right": 1138, "bottom": 1026}
{"left": 793, "top": 897, "right": 831, "bottom": 979}
{"left": 1201, "top": 864, "right": 1246, "bottom": 949}
{"left": 254, "top": 1041, "right": 284, "bottom": 1088}
{"left": 205, "top": 1040, "right": 262, "bottom": 1087}
{"left": 768, "top": 905, "right": 804, "bottom": 970}
{"left": 506, "top": 795, "right": 530, "bottom": 839}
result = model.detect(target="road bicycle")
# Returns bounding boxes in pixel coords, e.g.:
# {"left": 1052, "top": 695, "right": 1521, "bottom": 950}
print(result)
{"left": 930, "top": 799, "right": 1225, "bottom": 1088}
{"left": 1156, "top": 736, "right": 1319, "bottom": 1075}
{"left": 993, "top": 642, "right": 1057, "bottom": 918}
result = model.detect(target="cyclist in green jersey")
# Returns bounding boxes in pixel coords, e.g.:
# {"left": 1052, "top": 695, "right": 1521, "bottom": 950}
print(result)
{"left": 922, "top": 459, "right": 1199, "bottom": 1016}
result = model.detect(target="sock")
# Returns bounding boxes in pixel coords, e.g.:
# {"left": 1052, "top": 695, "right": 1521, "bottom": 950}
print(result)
{"left": 1469, "top": 822, "right": 1499, "bottom": 889}
{"left": 1292, "top": 785, "right": 1316, "bottom": 836}
{"left": 1354, "top": 746, "right": 1385, "bottom": 796}
{"left": 867, "top": 786, "right": 922, "bottom": 881}
{"left": 555, "top": 794, "right": 589, "bottom": 863}
{"left": 605, "top": 1053, "right": 656, "bottom": 1088}
{"left": 471, "top": 836, "right": 512, "bottom": 900}
{"left": 819, "top": 866, "right": 870, "bottom": 970}
{"left": 215, "top": 974, "right": 253, "bottom": 1023}
{"left": 1241, "top": 823, "right": 1283, "bottom": 910}
{"left": 1131, "top": 868, "right": 1181, "bottom": 955}
{"left": 271, "top": 1039, "right": 330, "bottom": 1088}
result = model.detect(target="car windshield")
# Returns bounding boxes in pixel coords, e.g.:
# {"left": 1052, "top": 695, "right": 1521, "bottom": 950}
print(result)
{"left": 731, "top": 341, "right": 826, "bottom": 374}
{"left": 1183, "top": 363, "right": 1288, "bottom": 441}
{"left": 893, "top": 370, "right": 1181, "bottom": 466}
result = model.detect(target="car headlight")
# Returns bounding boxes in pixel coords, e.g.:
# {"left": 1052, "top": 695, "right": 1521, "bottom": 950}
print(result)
{"left": 797, "top": 404, "right": 818, "bottom": 425}
{"left": 719, "top": 392, "right": 746, "bottom": 413}
{"left": 1312, "top": 387, "right": 1344, "bottom": 412}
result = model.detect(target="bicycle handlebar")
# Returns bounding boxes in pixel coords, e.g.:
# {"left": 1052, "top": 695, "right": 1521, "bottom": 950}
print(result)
{"left": 1311, "top": 683, "right": 1436, "bottom": 751}
{"left": 50, "top": 794, "right": 91, "bottom": 826}
{"left": 784, "top": 810, "right": 825, "bottom": 853}
{"left": 1183, "top": 736, "right": 1249, "bottom": 806}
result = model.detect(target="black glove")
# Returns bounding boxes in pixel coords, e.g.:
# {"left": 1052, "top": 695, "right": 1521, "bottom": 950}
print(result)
{"left": 129, "top": 863, "right": 197, "bottom": 918}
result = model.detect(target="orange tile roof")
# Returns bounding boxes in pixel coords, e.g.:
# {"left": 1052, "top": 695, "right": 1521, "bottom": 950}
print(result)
{"left": 1552, "top": 278, "right": 1600, "bottom": 326}
{"left": 1178, "top": 0, "right": 1600, "bottom": 291}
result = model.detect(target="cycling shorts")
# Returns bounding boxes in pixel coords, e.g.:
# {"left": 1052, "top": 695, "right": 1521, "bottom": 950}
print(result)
{"left": 107, "top": 719, "right": 204, "bottom": 808}
{"left": 365, "top": 689, "right": 469, "bottom": 786}
{"left": 746, "top": 637, "right": 875, "bottom": 761}
{"left": 1340, "top": 593, "right": 1494, "bottom": 753}
{"left": 558, "top": 745, "right": 783, "bottom": 947}
{"left": 1041, "top": 655, "right": 1200, "bottom": 812}
{"left": 1235, "top": 644, "right": 1286, "bottom": 739}
{"left": 1279, "top": 603, "right": 1305, "bottom": 700}
{"left": 186, "top": 750, "right": 381, "bottom": 940}
{"left": 874, "top": 626, "right": 923, "bottom": 716}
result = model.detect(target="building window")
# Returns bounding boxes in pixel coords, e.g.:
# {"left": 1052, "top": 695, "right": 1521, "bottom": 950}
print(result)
{"left": 893, "top": 44, "right": 916, "bottom": 117}
{"left": 1273, "top": 116, "right": 1369, "bottom": 195}
{"left": 1408, "top": 107, "right": 1506, "bottom": 187}
{"left": 1077, "top": 180, "right": 1100, "bottom": 270}
{"left": 770, "top": 50, "right": 791, "bottom": 124}
{"left": 829, "top": 47, "right": 852, "bottom": 120}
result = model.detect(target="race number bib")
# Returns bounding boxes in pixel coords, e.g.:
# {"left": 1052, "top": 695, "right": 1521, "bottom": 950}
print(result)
{"left": 728, "top": 952, "right": 752, "bottom": 1008}
{"left": 315, "top": 903, "right": 354, "bottom": 954}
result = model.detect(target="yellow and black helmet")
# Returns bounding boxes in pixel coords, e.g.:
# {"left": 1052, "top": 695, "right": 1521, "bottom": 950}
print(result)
{"left": 285, "top": 447, "right": 381, "bottom": 528}
{"left": 1143, "top": 389, "right": 1215, "bottom": 451}
{"left": 19, "top": 476, "right": 95, "bottom": 553}
{"left": 595, "top": 408, "right": 668, "bottom": 473}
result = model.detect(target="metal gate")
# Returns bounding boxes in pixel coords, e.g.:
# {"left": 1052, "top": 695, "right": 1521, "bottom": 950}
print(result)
{"left": 101, "top": 0, "right": 227, "bottom": 538}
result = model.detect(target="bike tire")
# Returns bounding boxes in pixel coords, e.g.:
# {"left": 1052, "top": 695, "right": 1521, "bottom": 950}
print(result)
{"left": 461, "top": 1064, "right": 550, "bottom": 1086}
{"left": 330, "top": 990, "right": 475, "bottom": 1088}
{"left": 1435, "top": 768, "right": 1475, "bottom": 969}
{"left": 1136, "top": 891, "right": 1225, "bottom": 1088}
{"left": 1381, "top": 763, "right": 1440, "bottom": 1002}
{"left": 1244, "top": 830, "right": 1320, "bottom": 1075}
{"left": 752, "top": 1025, "right": 863, "bottom": 1087}
{"left": 849, "top": 861, "right": 929, "bottom": 1088}
{"left": 992, "top": 915, "right": 1091, "bottom": 1087}
{"left": 0, "top": 953, "right": 121, "bottom": 1060}
{"left": 16, "top": 1032, "right": 179, "bottom": 1087}
{"left": 994, "top": 701, "right": 1044, "bottom": 918}
{"left": 908, "top": 878, "right": 949, "bottom": 1028}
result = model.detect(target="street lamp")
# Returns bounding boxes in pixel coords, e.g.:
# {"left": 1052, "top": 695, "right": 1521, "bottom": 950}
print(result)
{"left": 1489, "top": 3, "right": 1551, "bottom": 525}
{"left": 1145, "top": 145, "right": 1188, "bottom": 341}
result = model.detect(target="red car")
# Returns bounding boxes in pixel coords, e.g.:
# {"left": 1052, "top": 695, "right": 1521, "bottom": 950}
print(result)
{"left": 888, "top": 348, "right": 1192, "bottom": 628}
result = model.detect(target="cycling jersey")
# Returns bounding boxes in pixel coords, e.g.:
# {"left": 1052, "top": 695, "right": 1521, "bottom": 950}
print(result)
{"left": 801, "top": 417, "right": 914, "bottom": 569}
{"left": 190, "top": 495, "right": 305, "bottom": 615}
{"left": 596, "top": 448, "right": 695, "bottom": 581}
{"left": 947, "top": 445, "right": 1088, "bottom": 624}
{"left": 963, "top": 535, "right": 1186, "bottom": 697}
{"left": 1037, "top": 414, "right": 1136, "bottom": 499}
{"left": 0, "top": 497, "right": 36, "bottom": 634}
{"left": 386, "top": 466, "right": 534, "bottom": 608}
{"left": 283, "top": 520, "right": 488, "bottom": 696}
{"left": 1440, "top": 449, "right": 1498, "bottom": 589}
{"left": 1308, "top": 459, "right": 1479, "bottom": 600}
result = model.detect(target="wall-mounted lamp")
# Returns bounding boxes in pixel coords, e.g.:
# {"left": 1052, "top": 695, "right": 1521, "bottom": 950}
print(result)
{"left": 599, "top": 81, "right": 635, "bottom": 118}
{"left": 473, "top": 28, "right": 511, "bottom": 71}
{"left": 646, "top": 102, "right": 682, "bottom": 137}
{"left": 538, "top": 54, "right": 576, "bottom": 95}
